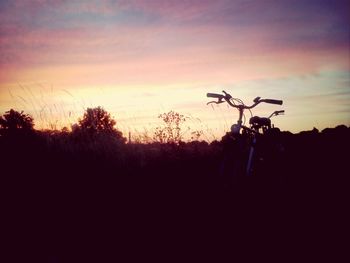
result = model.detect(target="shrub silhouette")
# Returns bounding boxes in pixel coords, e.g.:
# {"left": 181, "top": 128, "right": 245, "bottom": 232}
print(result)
{"left": 73, "top": 106, "right": 125, "bottom": 143}
{"left": 0, "top": 109, "right": 34, "bottom": 136}
{"left": 153, "top": 110, "right": 187, "bottom": 144}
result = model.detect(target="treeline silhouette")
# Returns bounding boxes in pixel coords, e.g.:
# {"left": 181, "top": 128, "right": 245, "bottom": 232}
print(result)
{"left": 2, "top": 108, "right": 348, "bottom": 261}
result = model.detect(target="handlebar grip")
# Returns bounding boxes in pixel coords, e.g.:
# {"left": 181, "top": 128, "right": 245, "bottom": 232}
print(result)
{"left": 207, "top": 93, "right": 224, "bottom": 99}
{"left": 264, "top": 99, "right": 283, "bottom": 105}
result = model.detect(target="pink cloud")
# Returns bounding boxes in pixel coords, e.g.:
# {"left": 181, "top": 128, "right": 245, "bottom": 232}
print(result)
{"left": 117, "top": 0, "right": 220, "bottom": 20}
{"left": 0, "top": 0, "right": 348, "bottom": 86}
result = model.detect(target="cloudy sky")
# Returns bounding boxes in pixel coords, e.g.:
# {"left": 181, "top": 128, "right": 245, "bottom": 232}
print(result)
{"left": 0, "top": 0, "right": 349, "bottom": 139}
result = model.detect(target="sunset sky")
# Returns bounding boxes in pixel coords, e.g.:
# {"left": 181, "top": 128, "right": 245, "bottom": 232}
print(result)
{"left": 0, "top": 0, "right": 349, "bottom": 140}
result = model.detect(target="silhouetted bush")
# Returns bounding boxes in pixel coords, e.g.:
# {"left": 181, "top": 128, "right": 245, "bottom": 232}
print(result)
{"left": 0, "top": 109, "right": 34, "bottom": 136}
{"left": 72, "top": 106, "right": 126, "bottom": 144}
{"left": 153, "top": 110, "right": 187, "bottom": 144}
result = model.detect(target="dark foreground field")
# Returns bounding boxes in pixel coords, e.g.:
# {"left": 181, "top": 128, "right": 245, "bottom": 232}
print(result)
{"left": 2, "top": 125, "right": 348, "bottom": 262}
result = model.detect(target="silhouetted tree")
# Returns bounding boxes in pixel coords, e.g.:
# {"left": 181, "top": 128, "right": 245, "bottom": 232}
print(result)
{"left": 0, "top": 109, "right": 34, "bottom": 135}
{"left": 74, "top": 106, "right": 125, "bottom": 142}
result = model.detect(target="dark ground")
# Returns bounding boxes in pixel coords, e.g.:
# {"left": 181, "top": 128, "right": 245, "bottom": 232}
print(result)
{"left": 1, "top": 125, "right": 348, "bottom": 262}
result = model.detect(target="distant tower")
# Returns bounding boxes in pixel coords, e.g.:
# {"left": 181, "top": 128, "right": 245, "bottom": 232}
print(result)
{"left": 128, "top": 131, "right": 131, "bottom": 144}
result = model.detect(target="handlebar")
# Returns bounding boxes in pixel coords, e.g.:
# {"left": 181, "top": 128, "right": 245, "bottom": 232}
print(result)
{"left": 207, "top": 90, "right": 283, "bottom": 109}
{"left": 261, "top": 99, "right": 283, "bottom": 105}
{"left": 207, "top": 93, "right": 224, "bottom": 99}
{"left": 268, "top": 110, "right": 285, "bottom": 119}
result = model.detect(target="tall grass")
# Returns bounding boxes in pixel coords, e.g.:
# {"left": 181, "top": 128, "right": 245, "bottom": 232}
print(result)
{"left": 5, "top": 84, "right": 219, "bottom": 143}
